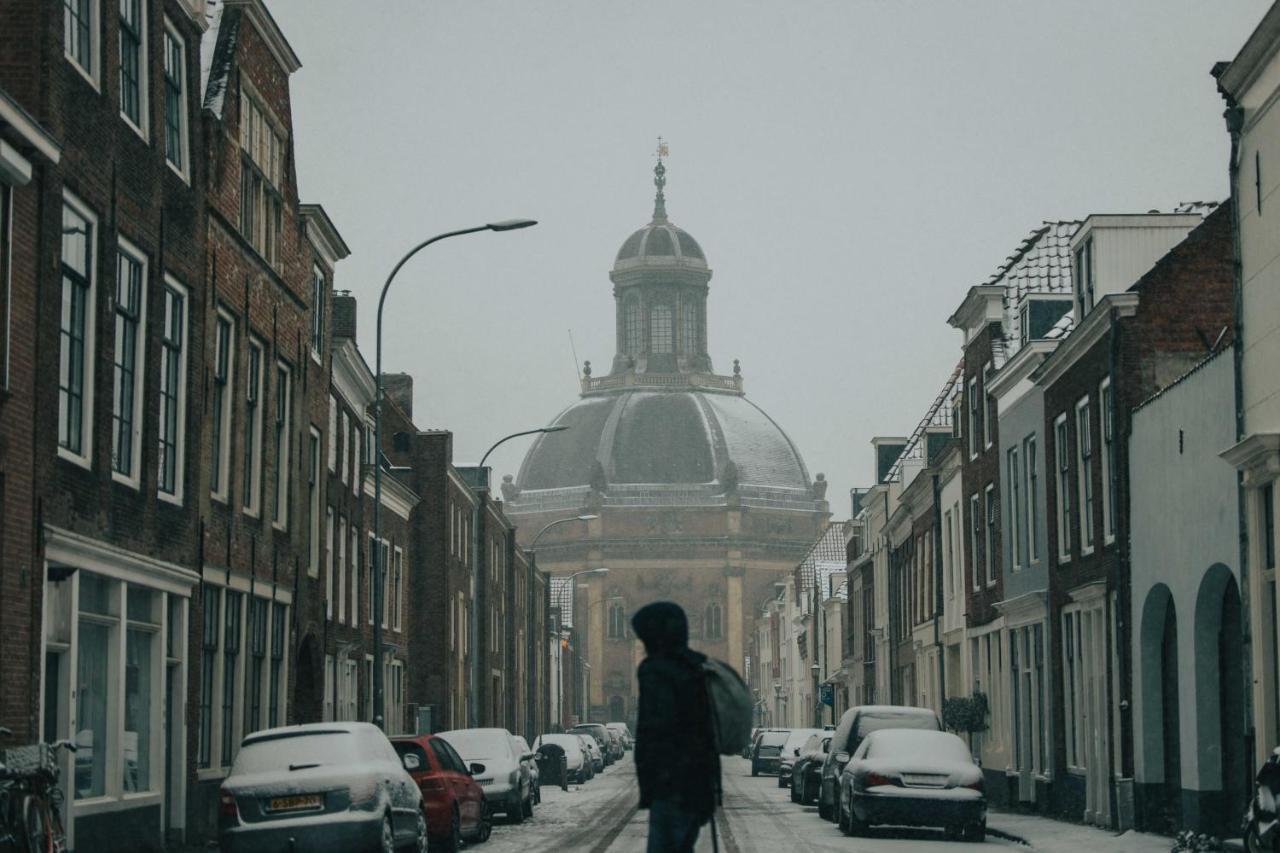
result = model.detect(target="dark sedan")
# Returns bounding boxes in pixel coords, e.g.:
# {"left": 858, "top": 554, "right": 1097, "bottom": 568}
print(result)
{"left": 750, "top": 729, "right": 790, "bottom": 776}
{"left": 790, "top": 734, "right": 830, "bottom": 804}
{"left": 837, "top": 729, "right": 986, "bottom": 841}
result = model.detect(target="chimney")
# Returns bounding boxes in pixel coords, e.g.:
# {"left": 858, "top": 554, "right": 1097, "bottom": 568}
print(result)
{"left": 332, "top": 292, "right": 357, "bottom": 342}
{"left": 382, "top": 372, "right": 413, "bottom": 419}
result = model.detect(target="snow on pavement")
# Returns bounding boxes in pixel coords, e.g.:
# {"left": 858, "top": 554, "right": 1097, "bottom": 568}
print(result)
{"left": 987, "top": 810, "right": 1174, "bottom": 853}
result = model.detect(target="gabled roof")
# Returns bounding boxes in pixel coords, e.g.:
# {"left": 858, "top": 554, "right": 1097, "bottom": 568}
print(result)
{"left": 884, "top": 362, "right": 962, "bottom": 484}
{"left": 993, "top": 221, "right": 1080, "bottom": 360}
{"left": 798, "top": 521, "right": 850, "bottom": 601}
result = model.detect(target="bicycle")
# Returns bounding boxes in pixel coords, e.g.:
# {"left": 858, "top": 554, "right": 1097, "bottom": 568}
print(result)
{"left": 0, "top": 727, "right": 77, "bottom": 853}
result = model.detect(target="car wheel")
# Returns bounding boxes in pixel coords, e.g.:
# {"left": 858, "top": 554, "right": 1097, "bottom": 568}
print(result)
{"left": 777, "top": 776, "right": 786, "bottom": 789}
{"left": 379, "top": 813, "right": 396, "bottom": 853}
{"left": 837, "top": 799, "right": 851, "bottom": 836}
{"left": 963, "top": 822, "right": 985, "bottom": 843}
{"left": 790, "top": 783, "right": 800, "bottom": 803}
{"left": 473, "top": 800, "right": 493, "bottom": 844}
{"left": 410, "top": 810, "right": 429, "bottom": 853}
{"left": 817, "top": 795, "right": 832, "bottom": 821}
{"left": 534, "top": 783, "right": 542, "bottom": 805}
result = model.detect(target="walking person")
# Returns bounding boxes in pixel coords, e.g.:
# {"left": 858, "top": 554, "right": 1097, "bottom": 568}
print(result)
{"left": 632, "top": 601, "right": 720, "bottom": 853}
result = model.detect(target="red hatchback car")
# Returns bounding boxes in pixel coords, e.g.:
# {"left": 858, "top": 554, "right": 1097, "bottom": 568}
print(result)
{"left": 391, "top": 734, "right": 491, "bottom": 850}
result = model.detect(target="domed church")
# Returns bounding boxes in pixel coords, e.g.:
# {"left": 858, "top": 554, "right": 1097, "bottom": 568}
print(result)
{"left": 502, "top": 149, "right": 830, "bottom": 724}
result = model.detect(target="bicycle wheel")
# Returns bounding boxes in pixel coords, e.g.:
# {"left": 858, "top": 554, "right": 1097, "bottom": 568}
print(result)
{"left": 21, "top": 796, "right": 49, "bottom": 853}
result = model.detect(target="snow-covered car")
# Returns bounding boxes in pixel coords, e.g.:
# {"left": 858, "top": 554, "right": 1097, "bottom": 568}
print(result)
{"left": 837, "top": 729, "right": 985, "bottom": 841}
{"left": 569, "top": 723, "right": 613, "bottom": 766}
{"left": 818, "top": 705, "right": 942, "bottom": 821}
{"left": 776, "top": 728, "right": 822, "bottom": 788}
{"left": 790, "top": 733, "right": 831, "bottom": 804}
{"left": 605, "top": 722, "right": 632, "bottom": 751}
{"left": 513, "top": 736, "right": 541, "bottom": 804}
{"left": 438, "top": 728, "right": 534, "bottom": 823}
{"left": 750, "top": 729, "right": 790, "bottom": 776}
{"left": 534, "top": 734, "right": 590, "bottom": 783}
{"left": 217, "top": 722, "right": 426, "bottom": 853}
{"left": 576, "top": 734, "right": 603, "bottom": 774}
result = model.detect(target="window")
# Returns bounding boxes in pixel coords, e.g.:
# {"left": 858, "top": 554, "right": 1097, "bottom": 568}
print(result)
{"left": 1076, "top": 397, "right": 1094, "bottom": 553}
{"left": 325, "top": 509, "right": 334, "bottom": 619}
{"left": 210, "top": 313, "right": 234, "bottom": 500}
{"left": 391, "top": 546, "right": 404, "bottom": 632}
{"left": 328, "top": 395, "right": 337, "bottom": 471}
{"left": 64, "top": 0, "right": 97, "bottom": 84}
{"left": 1018, "top": 302, "right": 1030, "bottom": 348}
{"left": 0, "top": 184, "right": 10, "bottom": 389}
{"left": 162, "top": 23, "right": 188, "bottom": 175}
{"left": 242, "top": 338, "right": 264, "bottom": 513}
{"left": 1265, "top": 483, "right": 1276, "bottom": 571}
{"left": 623, "top": 293, "right": 641, "bottom": 356}
{"left": 943, "top": 509, "right": 954, "bottom": 599}
{"left": 158, "top": 278, "right": 188, "bottom": 499}
{"left": 337, "top": 516, "right": 347, "bottom": 624}
{"left": 967, "top": 377, "right": 979, "bottom": 458}
{"left": 112, "top": 241, "right": 146, "bottom": 483}
{"left": 339, "top": 409, "right": 348, "bottom": 485}
{"left": 649, "top": 304, "right": 673, "bottom": 353}
{"left": 1025, "top": 435, "right": 1039, "bottom": 563}
{"left": 310, "top": 265, "right": 325, "bottom": 359}
{"left": 984, "top": 484, "right": 997, "bottom": 585}
{"left": 681, "top": 297, "right": 697, "bottom": 354}
{"left": 59, "top": 196, "right": 96, "bottom": 464}
{"left": 351, "top": 527, "right": 360, "bottom": 627}
{"left": 244, "top": 597, "right": 267, "bottom": 736}
{"left": 387, "top": 660, "right": 404, "bottom": 734}
{"left": 1100, "top": 379, "right": 1116, "bottom": 542}
{"left": 1055, "top": 413, "right": 1071, "bottom": 561}
{"left": 969, "top": 493, "right": 981, "bottom": 591}
{"left": 238, "top": 88, "right": 284, "bottom": 267}
{"left": 705, "top": 601, "right": 723, "bottom": 640}
{"left": 1008, "top": 446, "right": 1022, "bottom": 571}
{"left": 307, "top": 429, "right": 320, "bottom": 576}
{"left": 272, "top": 362, "right": 290, "bottom": 527}
{"left": 350, "top": 419, "right": 360, "bottom": 495}
{"left": 220, "top": 590, "right": 242, "bottom": 767}
{"left": 322, "top": 654, "right": 334, "bottom": 722}
{"left": 268, "top": 602, "right": 285, "bottom": 728}
{"left": 608, "top": 602, "right": 625, "bottom": 639}
{"left": 1076, "top": 237, "right": 1095, "bottom": 319}
{"left": 1062, "top": 608, "right": 1087, "bottom": 769}
{"left": 118, "top": 0, "right": 146, "bottom": 135}
{"left": 982, "top": 362, "right": 994, "bottom": 449}
{"left": 198, "top": 583, "right": 218, "bottom": 768}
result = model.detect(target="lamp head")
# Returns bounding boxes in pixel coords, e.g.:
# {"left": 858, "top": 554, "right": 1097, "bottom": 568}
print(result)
{"left": 576, "top": 514, "right": 599, "bottom": 522}
{"left": 541, "top": 425, "right": 569, "bottom": 433}
{"left": 487, "top": 219, "right": 538, "bottom": 232}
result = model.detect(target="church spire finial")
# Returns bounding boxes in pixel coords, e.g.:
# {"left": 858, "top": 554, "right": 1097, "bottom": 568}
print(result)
{"left": 653, "top": 137, "right": 669, "bottom": 222}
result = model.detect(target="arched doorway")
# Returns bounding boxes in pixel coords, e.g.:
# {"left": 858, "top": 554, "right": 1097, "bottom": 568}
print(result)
{"left": 1139, "top": 585, "right": 1180, "bottom": 833}
{"left": 609, "top": 695, "right": 625, "bottom": 723}
{"left": 1194, "top": 566, "right": 1246, "bottom": 836}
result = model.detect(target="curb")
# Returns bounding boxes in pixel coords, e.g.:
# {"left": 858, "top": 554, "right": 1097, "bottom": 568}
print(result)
{"left": 987, "top": 825, "right": 1035, "bottom": 847}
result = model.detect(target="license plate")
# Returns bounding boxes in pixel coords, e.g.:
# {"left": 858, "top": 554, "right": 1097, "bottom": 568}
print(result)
{"left": 267, "top": 794, "right": 322, "bottom": 812}
{"left": 901, "top": 774, "right": 947, "bottom": 788}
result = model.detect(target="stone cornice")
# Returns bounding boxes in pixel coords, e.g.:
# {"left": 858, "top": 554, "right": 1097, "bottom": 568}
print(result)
{"left": 1220, "top": 432, "right": 1280, "bottom": 487}
{"left": 300, "top": 203, "right": 351, "bottom": 266}
{"left": 44, "top": 525, "right": 199, "bottom": 596}
{"left": 0, "top": 89, "right": 60, "bottom": 164}
{"left": 332, "top": 339, "right": 375, "bottom": 411}
{"left": 1218, "top": 2, "right": 1280, "bottom": 104}
{"left": 988, "top": 340, "right": 1054, "bottom": 401}
{"left": 947, "top": 285, "right": 1003, "bottom": 338}
{"left": 362, "top": 470, "right": 420, "bottom": 521}
{"left": 224, "top": 0, "right": 301, "bottom": 74}
{"left": 993, "top": 589, "right": 1048, "bottom": 627}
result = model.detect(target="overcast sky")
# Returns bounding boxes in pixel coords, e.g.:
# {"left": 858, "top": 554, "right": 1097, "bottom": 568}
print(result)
{"left": 269, "top": 0, "right": 1268, "bottom": 518}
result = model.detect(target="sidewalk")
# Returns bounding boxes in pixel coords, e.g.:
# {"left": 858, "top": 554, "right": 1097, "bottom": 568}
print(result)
{"left": 988, "top": 810, "right": 1175, "bottom": 853}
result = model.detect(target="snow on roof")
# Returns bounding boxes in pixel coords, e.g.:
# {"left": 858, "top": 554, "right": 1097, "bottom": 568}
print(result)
{"left": 1044, "top": 309, "right": 1075, "bottom": 341}
{"left": 993, "top": 221, "right": 1080, "bottom": 360}
{"left": 797, "top": 521, "right": 849, "bottom": 599}
{"left": 883, "top": 362, "right": 963, "bottom": 484}
{"left": 200, "top": 0, "right": 238, "bottom": 117}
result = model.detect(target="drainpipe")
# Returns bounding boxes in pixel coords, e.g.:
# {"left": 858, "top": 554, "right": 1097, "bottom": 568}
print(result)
{"left": 1108, "top": 304, "right": 1133, "bottom": 812}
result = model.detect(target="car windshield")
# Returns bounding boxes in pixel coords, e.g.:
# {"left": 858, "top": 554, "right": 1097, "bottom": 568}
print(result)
{"left": 438, "top": 730, "right": 510, "bottom": 760}
{"left": 232, "top": 731, "right": 362, "bottom": 775}
{"left": 864, "top": 730, "right": 972, "bottom": 764}
{"left": 782, "top": 729, "right": 819, "bottom": 753}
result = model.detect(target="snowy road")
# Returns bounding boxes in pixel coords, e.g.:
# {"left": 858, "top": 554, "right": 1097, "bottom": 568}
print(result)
{"left": 481, "top": 755, "right": 1021, "bottom": 852}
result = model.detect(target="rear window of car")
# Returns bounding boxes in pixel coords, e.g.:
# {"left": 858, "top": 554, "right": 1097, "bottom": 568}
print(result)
{"left": 759, "top": 731, "right": 789, "bottom": 747}
{"left": 233, "top": 731, "right": 362, "bottom": 774}
{"left": 864, "top": 730, "right": 971, "bottom": 763}
{"left": 854, "top": 710, "right": 939, "bottom": 741}
{"left": 439, "top": 730, "right": 510, "bottom": 760}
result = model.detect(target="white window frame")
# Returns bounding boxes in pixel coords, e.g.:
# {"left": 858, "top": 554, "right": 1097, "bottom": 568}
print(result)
{"left": 117, "top": 0, "right": 148, "bottom": 140}
{"left": 307, "top": 427, "right": 321, "bottom": 577}
{"left": 1055, "top": 413, "right": 1071, "bottom": 563}
{"left": 325, "top": 508, "right": 334, "bottom": 619}
{"left": 63, "top": 0, "right": 100, "bottom": 89}
{"left": 943, "top": 508, "right": 954, "bottom": 601}
{"left": 339, "top": 409, "right": 349, "bottom": 486}
{"left": 351, "top": 526, "right": 360, "bottom": 627}
{"left": 328, "top": 394, "right": 337, "bottom": 472}
{"left": 210, "top": 310, "right": 235, "bottom": 503}
{"left": 351, "top": 420, "right": 360, "bottom": 495}
{"left": 1008, "top": 445, "right": 1021, "bottom": 572}
{"left": 969, "top": 493, "right": 981, "bottom": 592}
{"left": 111, "top": 237, "right": 147, "bottom": 488}
{"left": 58, "top": 192, "right": 97, "bottom": 469}
{"left": 1100, "top": 378, "right": 1116, "bottom": 544}
{"left": 157, "top": 275, "right": 189, "bottom": 503}
{"left": 967, "top": 376, "right": 979, "bottom": 459}
{"left": 271, "top": 360, "right": 290, "bottom": 530}
{"left": 982, "top": 362, "right": 994, "bottom": 449}
{"left": 322, "top": 654, "right": 334, "bottom": 722}
{"left": 162, "top": 20, "right": 190, "bottom": 181}
{"left": 392, "top": 545, "right": 404, "bottom": 633}
{"left": 337, "top": 515, "right": 347, "bottom": 624}
{"left": 310, "top": 265, "right": 325, "bottom": 362}
{"left": 1076, "top": 396, "right": 1094, "bottom": 556}
{"left": 984, "top": 483, "right": 997, "bottom": 586}
{"left": 1061, "top": 605, "right": 1087, "bottom": 771}
{"left": 242, "top": 337, "right": 265, "bottom": 515}
{"left": 1025, "top": 435, "right": 1039, "bottom": 564}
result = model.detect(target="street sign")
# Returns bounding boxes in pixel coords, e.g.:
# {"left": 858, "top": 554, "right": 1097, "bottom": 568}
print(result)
{"left": 820, "top": 684, "right": 834, "bottom": 707}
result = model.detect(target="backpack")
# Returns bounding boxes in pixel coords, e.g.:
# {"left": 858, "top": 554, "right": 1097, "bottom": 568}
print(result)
{"left": 702, "top": 657, "right": 753, "bottom": 755}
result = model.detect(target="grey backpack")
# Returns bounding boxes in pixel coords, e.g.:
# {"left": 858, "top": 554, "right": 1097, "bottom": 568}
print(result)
{"left": 702, "top": 657, "right": 753, "bottom": 755}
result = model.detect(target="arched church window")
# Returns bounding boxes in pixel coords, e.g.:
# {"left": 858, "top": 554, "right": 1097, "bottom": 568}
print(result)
{"left": 607, "top": 602, "right": 626, "bottom": 639}
{"left": 624, "top": 294, "right": 641, "bottom": 355}
{"left": 681, "top": 296, "right": 698, "bottom": 355}
{"left": 704, "top": 601, "right": 723, "bottom": 640}
{"left": 650, "top": 305, "right": 673, "bottom": 354}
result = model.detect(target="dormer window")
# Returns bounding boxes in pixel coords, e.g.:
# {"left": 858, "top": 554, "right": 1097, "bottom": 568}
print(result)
{"left": 1019, "top": 302, "right": 1030, "bottom": 347}
{"left": 238, "top": 88, "right": 285, "bottom": 269}
{"left": 1075, "top": 237, "right": 1095, "bottom": 319}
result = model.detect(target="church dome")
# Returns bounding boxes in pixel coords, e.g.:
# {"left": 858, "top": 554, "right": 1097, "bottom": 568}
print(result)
{"left": 515, "top": 389, "right": 810, "bottom": 494}
{"left": 614, "top": 222, "right": 707, "bottom": 269}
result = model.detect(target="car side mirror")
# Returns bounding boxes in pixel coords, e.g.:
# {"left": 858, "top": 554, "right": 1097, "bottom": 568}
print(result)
{"left": 835, "top": 751, "right": 850, "bottom": 765}
{"left": 794, "top": 748, "right": 801, "bottom": 756}
{"left": 403, "top": 753, "right": 421, "bottom": 772}
{"left": 974, "top": 757, "right": 982, "bottom": 767}
{"left": 470, "top": 762, "right": 486, "bottom": 776}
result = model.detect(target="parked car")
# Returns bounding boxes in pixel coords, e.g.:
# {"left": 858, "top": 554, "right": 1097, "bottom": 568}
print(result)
{"left": 790, "top": 734, "right": 831, "bottom": 805}
{"left": 837, "top": 729, "right": 985, "bottom": 841}
{"left": 513, "top": 736, "right": 541, "bottom": 805}
{"left": 437, "top": 728, "right": 534, "bottom": 824}
{"left": 605, "top": 728, "right": 624, "bottom": 762}
{"left": 576, "top": 733, "right": 603, "bottom": 774}
{"left": 534, "top": 734, "right": 590, "bottom": 783}
{"left": 390, "top": 733, "right": 491, "bottom": 851}
{"left": 750, "top": 729, "right": 790, "bottom": 776}
{"left": 817, "top": 705, "right": 942, "bottom": 822}
{"left": 777, "top": 728, "right": 822, "bottom": 788}
{"left": 569, "top": 723, "right": 614, "bottom": 766}
{"left": 605, "top": 722, "right": 633, "bottom": 751}
{"left": 743, "top": 727, "right": 762, "bottom": 759}
{"left": 217, "top": 722, "right": 426, "bottom": 853}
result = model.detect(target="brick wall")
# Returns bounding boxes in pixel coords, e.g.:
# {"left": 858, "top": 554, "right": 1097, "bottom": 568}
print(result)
{"left": 961, "top": 324, "right": 1004, "bottom": 627}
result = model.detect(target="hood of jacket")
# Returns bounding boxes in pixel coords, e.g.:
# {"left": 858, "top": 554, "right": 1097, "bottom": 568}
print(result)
{"left": 631, "top": 601, "right": 689, "bottom": 656}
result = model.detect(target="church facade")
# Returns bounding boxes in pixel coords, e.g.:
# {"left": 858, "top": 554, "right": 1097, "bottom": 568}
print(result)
{"left": 503, "top": 155, "right": 829, "bottom": 724}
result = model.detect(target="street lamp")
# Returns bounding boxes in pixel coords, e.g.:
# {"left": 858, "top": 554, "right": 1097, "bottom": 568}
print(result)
{"left": 372, "top": 218, "right": 536, "bottom": 730}
{"left": 811, "top": 661, "right": 822, "bottom": 728}
{"left": 468, "top": 424, "right": 570, "bottom": 729}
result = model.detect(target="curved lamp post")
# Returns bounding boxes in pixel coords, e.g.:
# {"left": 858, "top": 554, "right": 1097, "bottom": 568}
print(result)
{"left": 372, "top": 218, "right": 536, "bottom": 730}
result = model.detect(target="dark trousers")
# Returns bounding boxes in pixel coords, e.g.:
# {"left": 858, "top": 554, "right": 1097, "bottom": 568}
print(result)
{"left": 647, "top": 799, "right": 703, "bottom": 853}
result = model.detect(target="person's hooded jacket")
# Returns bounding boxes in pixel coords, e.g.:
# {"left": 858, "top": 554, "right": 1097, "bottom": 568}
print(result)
{"left": 631, "top": 601, "right": 720, "bottom": 820}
